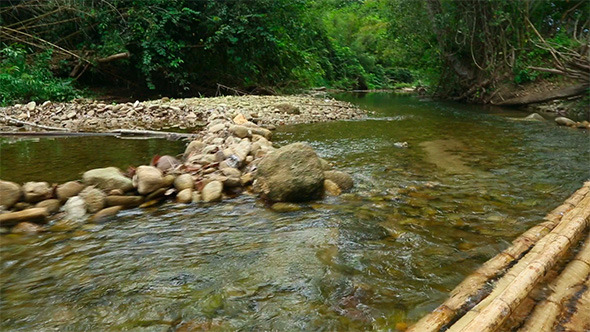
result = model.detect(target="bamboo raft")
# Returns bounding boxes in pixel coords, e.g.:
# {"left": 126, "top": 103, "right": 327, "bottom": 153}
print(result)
{"left": 409, "top": 181, "right": 590, "bottom": 332}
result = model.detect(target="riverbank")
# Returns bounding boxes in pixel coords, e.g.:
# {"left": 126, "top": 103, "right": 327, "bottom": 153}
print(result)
{"left": 0, "top": 95, "right": 365, "bottom": 133}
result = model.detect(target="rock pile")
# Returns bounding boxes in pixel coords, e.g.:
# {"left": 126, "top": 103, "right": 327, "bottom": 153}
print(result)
{"left": 0, "top": 98, "right": 358, "bottom": 234}
{"left": 1, "top": 95, "right": 365, "bottom": 132}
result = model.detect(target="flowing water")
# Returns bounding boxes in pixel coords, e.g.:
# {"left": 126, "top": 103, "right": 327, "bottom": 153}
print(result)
{"left": 1, "top": 93, "right": 589, "bottom": 331}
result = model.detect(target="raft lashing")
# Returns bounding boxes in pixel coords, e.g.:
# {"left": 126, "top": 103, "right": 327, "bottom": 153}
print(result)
{"left": 409, "top": 181, "right": 590, "bottom": 332}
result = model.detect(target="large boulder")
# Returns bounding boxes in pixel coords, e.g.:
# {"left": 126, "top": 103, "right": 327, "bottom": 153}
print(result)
{"left": 133, "top": 166, "right": 164, "bottom": 195}
{"left": 83, "top": 167, "right": 133, "bottom": 192}
{"left": 0, "top": 180, "right": 21, "bottom": 208}
{"left": 22, "top": 182, "right": 52, "bottom": 203}
{"left": 254, "top": 143, "right": 325, "bottom": 202}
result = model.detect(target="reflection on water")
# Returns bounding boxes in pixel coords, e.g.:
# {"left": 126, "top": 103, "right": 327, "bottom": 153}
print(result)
{"left": 1, "top": 93, "right": 589, "bottom": 331}
{"left": 0, "top": 136, "right": 185, "bottom": 183}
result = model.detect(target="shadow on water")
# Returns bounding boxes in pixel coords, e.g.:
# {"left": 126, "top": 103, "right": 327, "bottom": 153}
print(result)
{"left": 1, "top": 93, "right": 589, "bottom": 330}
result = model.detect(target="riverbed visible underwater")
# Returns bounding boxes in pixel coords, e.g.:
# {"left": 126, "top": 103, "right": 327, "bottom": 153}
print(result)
{"left": 1, "top": 93, "right": 589, "bottom": 330}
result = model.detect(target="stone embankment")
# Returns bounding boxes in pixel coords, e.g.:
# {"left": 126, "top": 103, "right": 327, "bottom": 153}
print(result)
{"left": 0, "top": 95, "right": 362, "bottom": 234}
{"left": 0, "top": 95, "right": 365, "bottom": 132}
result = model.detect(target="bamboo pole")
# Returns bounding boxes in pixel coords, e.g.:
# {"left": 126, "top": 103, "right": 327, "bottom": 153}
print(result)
{"left": 519, "top": 234, "right": 590, "bottom": 331}
{"left": 560, "top": 277, "right": 590, "bottom": 332}
{"left": 447, "top": 194, "right": 590, "bottom": 332}
{"left": 407, "top": 182, "right": 590, "bottom": 332}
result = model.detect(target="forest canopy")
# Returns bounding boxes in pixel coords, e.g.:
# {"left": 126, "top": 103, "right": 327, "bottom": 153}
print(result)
{"left": 1, "top": 0, "right": 588, "bottom": 104}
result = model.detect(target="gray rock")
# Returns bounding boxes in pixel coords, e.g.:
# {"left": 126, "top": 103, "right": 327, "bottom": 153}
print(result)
{"left": 79, "top": 187, "right": 106, "bottom": 213}
{"left": 229, "top": 140, "right": 251, "bottom": 162}
{"left": 223, "top": 177, "right": 241, "bottom": 188}
{"left": 155, "top": 155, "right": 181, "bottom": 173}
{"left": 555, "top": 117, "right": 576, "bottom": 126}
{"left": 254, "top": 142, "right": 324, "bottom": 202}
{"left": 26, "top": 101, "right": 36, "bottom": 111}
{"left": 63, "top": 196, "right": 87, "bottom": 221}
{"left": 524, "top": 113, "right": 545, "bottom": 121}
{"left": 271, "top": 202, "right": 302, "bottom": 212}
{"left": 174, "top": 174, "right": 194, "bottom": 191}
{"left": 319, "top": 158, "right": 332, "bottom": 171}
{"left": 12, "top": 222, "right": 43, "bottom": 234}
{"left": 176, "top": 188, "right": 193, "bottom": 203}
{"left": 83, "top": 167, "right": 133, "bottom": 192}
{"left": 229, "top": 125, "right": 250, "bottom": 138}
{"left": 192, "top": 192, "right": 202, "bottom": 203}
{"left": 0, "top": 180, "right": 21, "bottom": 208}
{"left": 324, "top": 171, "right": 354, "bottom": 191}
{"left": 184, "top": 140, "right": 205, "bottom": 157}
{"left": 105, "top": 195, "right": 144, "bottom": 208}
{"left": 324, "top": 179, "right": 341, "bottom": 196}
{"left": 35, "top": 199, "right": 61, "bottom": 214}
{"left": 22, "top": 182, "right": 52, "bottom": 203}
{"left": 222, "top": 167, "right": 241, "bottom": 178}
{"left": 91, "top": 206, "right": 122, "bottom": 223}
{"left": 133, "top": 166, "right": 164, "bottom": 195}
{"left": 208, "top": 123, "right": 226, "bottom": 133}
{"left": 56, "top": 181, "right": 85, "bottom": 203}
{"left": 202, "top": 181, "right": 223, "bottom": 202}
{"left": 274, "top": 103, "right": 300, "bottom": 115}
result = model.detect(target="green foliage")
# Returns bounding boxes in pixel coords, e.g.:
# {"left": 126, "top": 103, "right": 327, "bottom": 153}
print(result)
{"left": 0, "top": 45, "right": 82, "bottom": 106}
{"left": 2, "top": 0, "right": 584, "bottom": 98}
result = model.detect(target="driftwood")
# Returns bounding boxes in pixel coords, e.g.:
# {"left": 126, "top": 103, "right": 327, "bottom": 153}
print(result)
{"left": 407, "top": 182, "right": 590, "bottom": 332}
{"left": 97, "top": 52, "right": 130, "bottom": 63}
{"left": 0, "top": 131, "right": 119, "bottom": 137}
{"left": 109, "top": 129, "right": 197, "bottom": 139}
{"left": 0, "top": 130, "right": 197, "bottom": 140}
{"left": 494, "top": 84, "right": 589, "bottom": 106}
{"left": 0, "top": 114, "right": 70, "bottom": 131}
{"left": 0, "top": 208, "right": 48, "bottom": 227}
{"left": 446, "top": 193, "right": 590, "bottom": 332}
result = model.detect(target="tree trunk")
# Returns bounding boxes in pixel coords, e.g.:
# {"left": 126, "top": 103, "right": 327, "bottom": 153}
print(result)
{"left": 423, "top": 0, "right": 475, "bottom": 83}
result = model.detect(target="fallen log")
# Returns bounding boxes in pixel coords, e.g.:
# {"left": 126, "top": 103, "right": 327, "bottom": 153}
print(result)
{"left": 447, "top": 193, "right": 590, "bottom": 332}
{"left": 494, "top": 84, "right": 589, "bottom": 106}
{"left": 407, "top": 182, "right": 590, "bottom": 332}
{"left": 0, "top": 114, "right": 69, "bottom": 131}
{"left": 109, "top": 129, "right": 197, "bottom": 139}
{"left": 0, "top": 208, "right": 49, "bottom": 227}
{"left": 0, "top": 129, "right": 198, "bottom": 139}
{"left": 0, "top": 131, "right": 119, "bottom": 137}
{"left": 97, "top": 52, "right": 130, "bottom": 63}
{"left": 519, "top": 234, "right": 590, "bottom": 331}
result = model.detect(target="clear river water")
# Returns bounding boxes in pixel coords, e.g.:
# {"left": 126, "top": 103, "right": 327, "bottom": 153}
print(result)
{"left": 1, "top": 93, "right": 589, "bottom": 331}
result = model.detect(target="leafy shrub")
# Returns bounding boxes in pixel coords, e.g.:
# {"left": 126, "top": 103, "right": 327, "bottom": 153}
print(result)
{"left": 0, "top": 44, "right": 82, "bottom": 106}
{"left": 385, "top": 68, "right": 414, "bottom": 84}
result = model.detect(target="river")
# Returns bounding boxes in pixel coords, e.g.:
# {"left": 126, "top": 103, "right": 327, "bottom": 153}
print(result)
{"left": 1, "top": 93, "right": 588, "bottom": 331}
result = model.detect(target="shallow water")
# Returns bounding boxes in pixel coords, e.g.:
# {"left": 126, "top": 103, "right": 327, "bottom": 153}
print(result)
{"left": 0, "top": 136, "right": 185, "bottom": 183}
{"left": 1, "top": 93, "right": 589, "bottom": 331}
